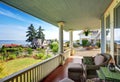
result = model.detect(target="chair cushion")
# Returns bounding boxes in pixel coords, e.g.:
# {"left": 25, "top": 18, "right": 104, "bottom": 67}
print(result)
{"left": 94, "top": 54, "right": 104, "bottom": 65}
{"left": 83, "top": 57, "right": 94, "bottom": 65}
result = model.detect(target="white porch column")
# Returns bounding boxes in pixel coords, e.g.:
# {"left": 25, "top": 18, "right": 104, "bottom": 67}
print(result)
{"left": 58, "top": 21, "right": 64, "bottom": 54}
{"left": 69, "top": 30, "right": 73, "bottom": 55}
{"left": 101, "top": 16, "right": 106, "bottom": 53}
{"left": 58, "top": 21, "right": 64, "bottom": 65}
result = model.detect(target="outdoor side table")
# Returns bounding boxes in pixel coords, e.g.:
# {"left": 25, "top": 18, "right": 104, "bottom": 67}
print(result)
{"left": 97, "top": 67, "right": 120, "bottom": 82}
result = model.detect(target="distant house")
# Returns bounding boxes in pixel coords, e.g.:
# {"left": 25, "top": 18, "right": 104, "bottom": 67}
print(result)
{"left": 32, "top": 39, "right": 51, "bottom": 48}
{"left": 32, "top": 38, "right": 42, "bottom": 48}
{"left": 79, "top": 30, "right": 100, "bottom": 45}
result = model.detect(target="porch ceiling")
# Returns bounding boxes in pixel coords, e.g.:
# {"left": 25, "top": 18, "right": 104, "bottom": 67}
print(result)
{"left": 1, "top": 0, "right": 112, "bottom": 31}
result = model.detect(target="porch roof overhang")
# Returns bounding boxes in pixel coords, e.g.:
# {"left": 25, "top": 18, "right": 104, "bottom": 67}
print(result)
{"left": 1, "top": 0, "right": 113, "bottom": 31}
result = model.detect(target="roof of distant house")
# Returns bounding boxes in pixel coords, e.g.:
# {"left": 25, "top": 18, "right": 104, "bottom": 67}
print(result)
{"left": 3, "top": 44, "right": 20, "bottom": 47}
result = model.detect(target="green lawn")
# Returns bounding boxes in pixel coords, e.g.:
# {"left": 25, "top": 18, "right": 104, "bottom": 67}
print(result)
{"left": 0, "top": 58, "right": 41, "bottom": 79}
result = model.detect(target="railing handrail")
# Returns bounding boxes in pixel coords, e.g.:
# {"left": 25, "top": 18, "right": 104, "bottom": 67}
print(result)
{"left": 64, "top": 49, "right": 70, "bottom": 53}
{"left": 0, "top": 54, "right": 60, "bottom": 82}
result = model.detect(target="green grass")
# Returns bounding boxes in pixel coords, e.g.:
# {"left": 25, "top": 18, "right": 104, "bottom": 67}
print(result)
{"left": 0, "top": 58, "right": 42, "bottom": 79}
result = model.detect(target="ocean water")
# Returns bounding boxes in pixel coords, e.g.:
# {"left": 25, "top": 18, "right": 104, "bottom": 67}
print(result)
{"left": 0, "top": 40, "right": 69, "bottom": 48}
{"left": 0, "top": 40, "right": 30, "bottom": 48}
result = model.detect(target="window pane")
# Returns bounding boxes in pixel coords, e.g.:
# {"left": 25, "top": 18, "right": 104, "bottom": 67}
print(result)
{"left": 106, "top": 15, "right": 110, "bottom": 53}
{"left": 114, "top": 5, "right": 120, "bottom": 68}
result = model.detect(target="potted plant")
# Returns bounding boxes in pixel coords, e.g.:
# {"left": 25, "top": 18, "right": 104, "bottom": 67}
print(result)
{"left": 84, "top": 29, "right": 90, "bottom": 36}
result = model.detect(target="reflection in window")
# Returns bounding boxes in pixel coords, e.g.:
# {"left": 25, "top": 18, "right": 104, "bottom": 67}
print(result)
{"left": 114, "top": 5, "right": 120, "bottom": 68}
{"left": 106, "top": 15, "right": 110, "bottom": 53}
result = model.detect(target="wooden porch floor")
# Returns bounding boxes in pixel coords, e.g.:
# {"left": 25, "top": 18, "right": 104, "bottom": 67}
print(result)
{"left": 41, "top": 49, "right": 101, "bottom": 82}
{"left": 41, "top": 56, "right": 82, "bottom": 82}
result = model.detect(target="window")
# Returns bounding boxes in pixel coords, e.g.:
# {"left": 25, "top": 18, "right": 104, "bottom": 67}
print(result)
{"left": 114, "top": 4, "right": 120, "bottom": 68}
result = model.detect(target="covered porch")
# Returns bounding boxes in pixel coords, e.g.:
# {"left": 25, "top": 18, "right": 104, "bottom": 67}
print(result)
{"left": 0, "top": 0, "right": 120, "bottom": 82}
{"left": 42, "top": 49, "right": 100, "bottom": 82}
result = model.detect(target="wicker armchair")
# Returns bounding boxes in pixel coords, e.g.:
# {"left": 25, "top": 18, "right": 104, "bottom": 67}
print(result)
{"left": 82, "top": 53, "right": 111, "bottom": 79}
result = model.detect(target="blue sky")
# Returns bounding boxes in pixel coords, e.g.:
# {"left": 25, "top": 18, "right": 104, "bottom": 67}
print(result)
{"left": 0, "top": 2, "right": 80, "bottom": 40}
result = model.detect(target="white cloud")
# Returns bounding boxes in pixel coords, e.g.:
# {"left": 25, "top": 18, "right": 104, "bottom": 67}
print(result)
{"left": 0, "top": 8, "right": 25, "bottom": 21}
{"left": 0, "top": 25, "right": 26, "bottom": 40}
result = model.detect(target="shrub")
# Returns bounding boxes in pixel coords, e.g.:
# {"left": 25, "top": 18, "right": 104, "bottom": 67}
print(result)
{"left": 0, "top": 56, "right": 2, "bottom": 60}
{"left": 50, "top": 44, "right": 53, "bottom": 49}
{"left": 27, "top": 48, "right": 33, "bottom": 55}
{"left": 51, "top": 42, "right": 58, "bottom": 53}
{"left": 36, "top": 53, "right": 44, "bottom": 59}
{"left": 46, "top": 54, "right": 52, "bottom": 59}
{"left": 6, "top": 48, "right": 18, "bottom": 52}
{"left": 96, "top": 41, "right": 101, "bottom": 48}
{"left": 41, "top": 55, "right": 47, "bottom": 60}
{"left": 18, "top": 47, "right": 23, "bottom": 52}
{"left": 1, "top": 47, "right": 7, "bottom": 60}
{"left": 37, "top": 48, "right": 45, "bottom": 54}
{"left": 42, "top": 54, "right": 52, "bottom": 60}
{"left": 8, "top": 54, "right": 16, "bottom": 60}
{"left": 82, "top": 39, "right": 89, "bottom": 47}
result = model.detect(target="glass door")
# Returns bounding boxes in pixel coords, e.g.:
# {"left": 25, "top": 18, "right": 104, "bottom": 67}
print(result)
{"left": 114, "top": 4, "right": 120, "bottom": 68}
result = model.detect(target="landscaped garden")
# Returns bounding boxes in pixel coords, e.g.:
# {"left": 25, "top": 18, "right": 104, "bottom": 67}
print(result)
{"left": 0, "top": 24, "right": 61, "bottom": 79}
{"left": 0, "top": 42, "right": 59, "bottom": 79}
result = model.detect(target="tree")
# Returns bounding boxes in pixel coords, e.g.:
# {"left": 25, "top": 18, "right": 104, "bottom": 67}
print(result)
{"left": 37, "top": 26, "right": 45, "bottom": 43}
{"left": 26, "top": 24, "right": 45, "bottom": 48}
{"left": 26, "top": 24, "right": 37, "bottom": 43}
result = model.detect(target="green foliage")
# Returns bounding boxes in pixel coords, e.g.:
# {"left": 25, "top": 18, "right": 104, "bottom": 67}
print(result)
{"left": 50, "top": 44, "right": 53, "bottom": 49}
{"left": 1, "top": 46, "right": 7, "bottom": 60}
{"left": 27, "top": 48, "right": 33, "bottom": 55}
{"left": 0, "top": 56, "right": 2, "bottom": 60}
{"left": 82, "top": 39, "right": 89, "bottom": 47}
{"left": 26, "top": 24, "right": 37, "bottom": 42}
{"left": 46, "top": 54, "right": 52, "bottom": 59}
{"left": 36, "top": 53, "right": 44, "bottom": 59}
{"left": 51, "top": 42, "right": 58, "bottom": 53}
{"left": 37, "top": 48, "right": 45, "bottom": 54}
{"left": 36, "top": 53, "right": 52, "bottom": 59}
{"left": 41, "top": 55, "right": 47, "bottom": 60}
{"left": 8, "top": 54, "right": 16, "bottom": 59}
{"left": 0, "top": 46, "right": 24, "bottom": 60}
{"left": 96, "top": 41, "right": 101, "bottom": 48}
{"left": 5, "top": 48, "right": 18, "bottom": 52}
{"left": 84, "top": 29, "right": 90, "bottom": 36}
{"left": 18, "top": 47, "right": 23, "bottom": 52}
{"left": 37, "top": 26, "right": 45, "bottom": 43}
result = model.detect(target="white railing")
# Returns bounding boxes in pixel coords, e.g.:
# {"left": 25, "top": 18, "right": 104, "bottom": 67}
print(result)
{"left": 0, "top": 50, "right": 70, "bottom": 82}
{"left": 63, "top": 49, "right": 71, "bottom": 60}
